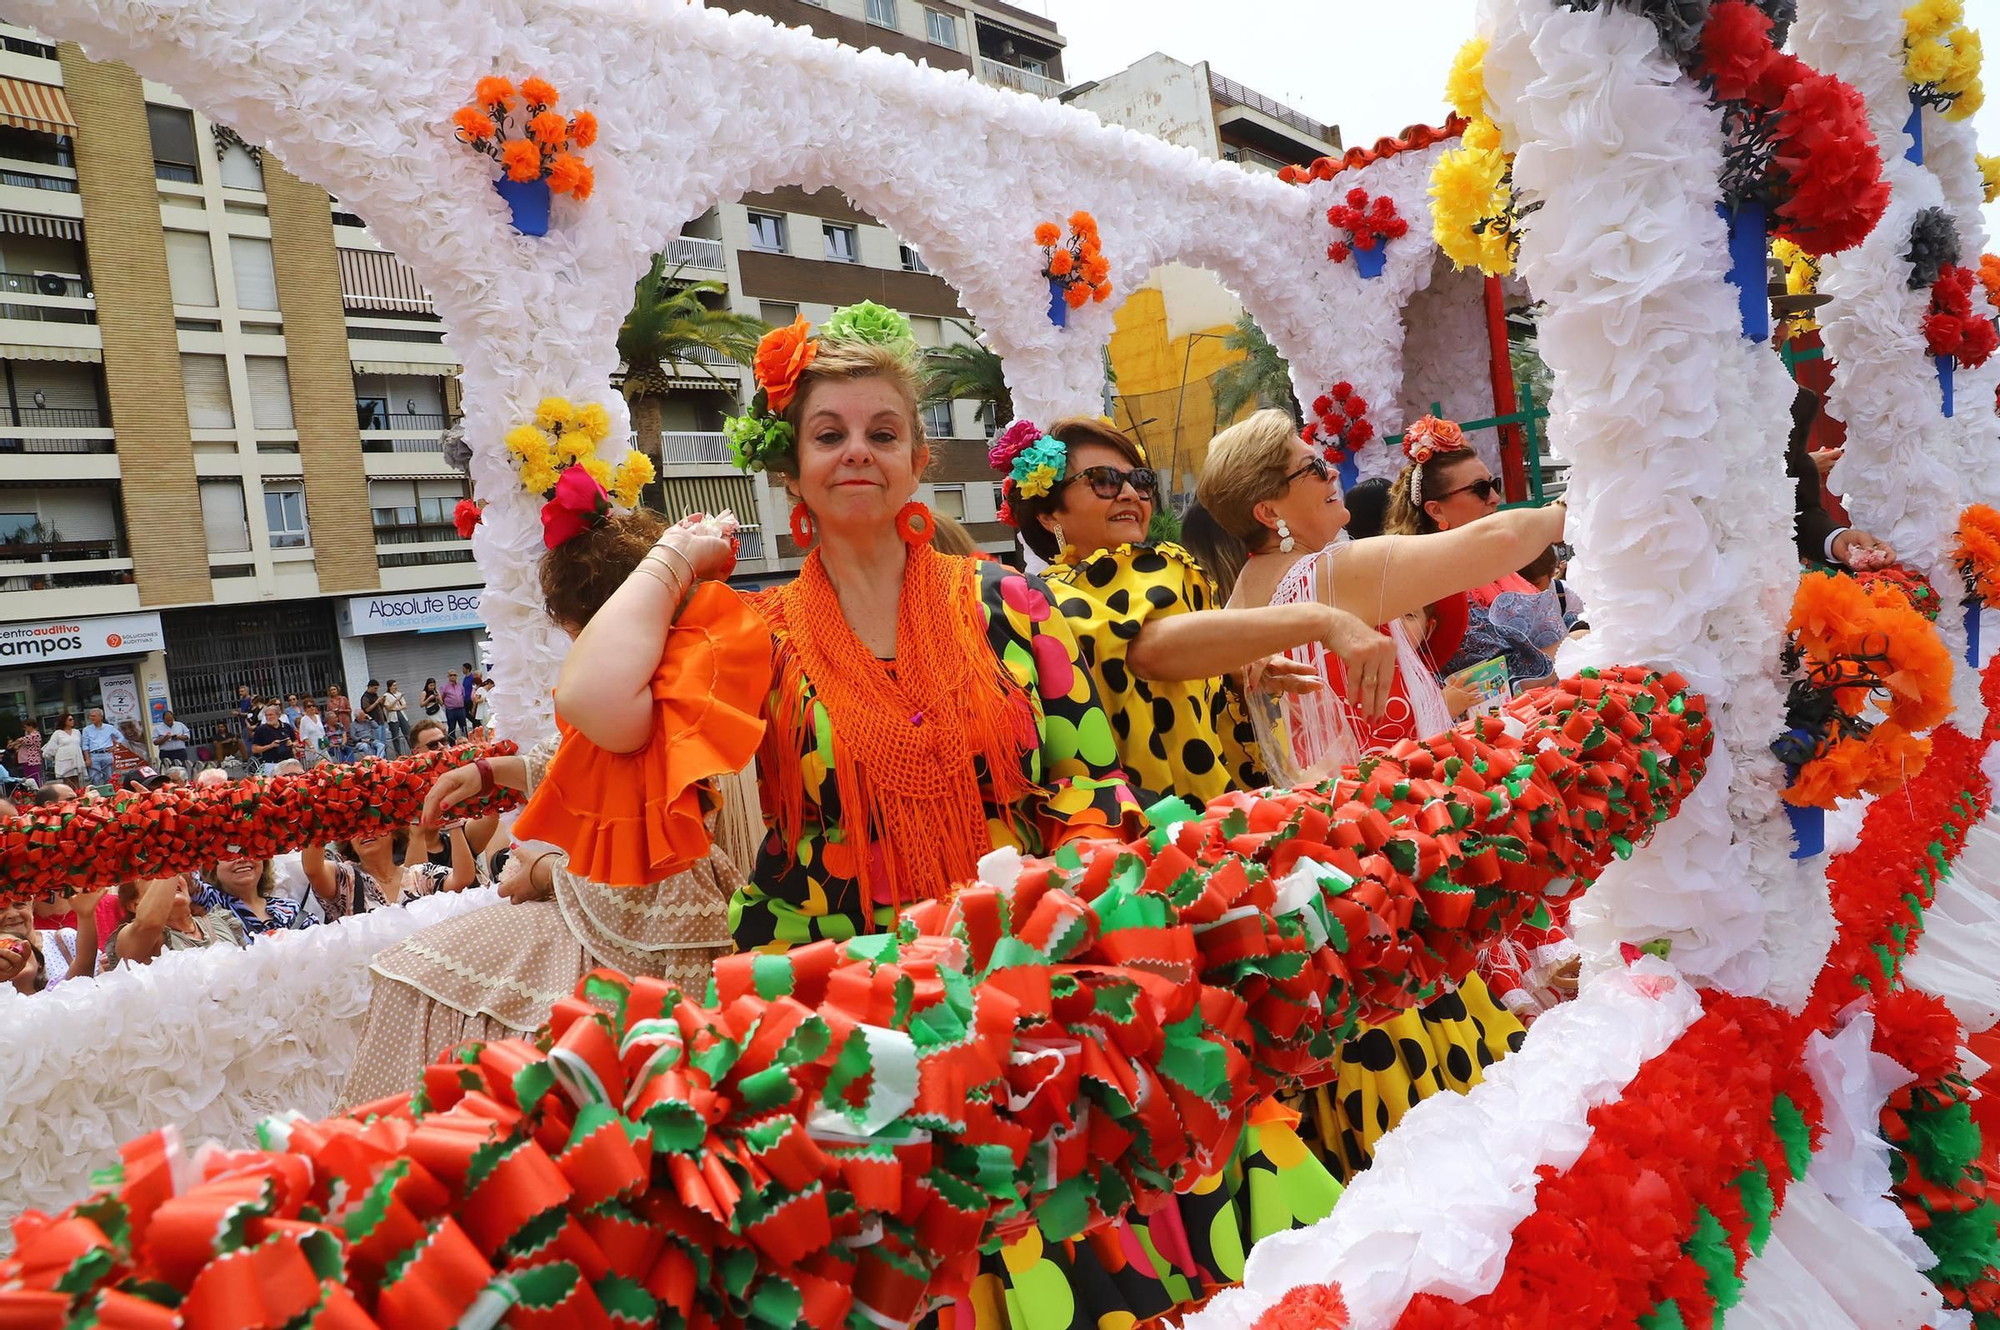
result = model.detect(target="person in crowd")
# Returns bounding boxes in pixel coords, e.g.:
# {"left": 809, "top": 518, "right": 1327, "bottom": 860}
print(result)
{"left": 163, "top": 766, "right": 188, "bottom": 785}
{"left": 381, "top": 679, "right": 410, "bottom": 756}
{"left": 270, "top": 758, "right": 305, "bottom": 777}
{"left": 344, "top": 519, "right": 766, "bottom": 1105}
{"left": 7, "top": 717, "right": 42, "bottom": 786}
{"left": 997, "top": 415, "right": 1393, "bottom": 805}
{"left": 249, "top": 702, "right": 297, "bottom": 776}
{"left": 0, "top": 888, "right": 103, "bottom": 993}
{"left": 324, "top": 684, "right": 353, "bottom": 762}
{"left": 207, "top": 719, "right": 245, "bottom": 769}
{"left": 233, "top": 684, "right": 258, "bottom": 749}
{"left": 193, "top": 855, "right": 300, "bottom": 937}
{"left": 79, "top": 707, "right": 118, "bottom": 786}
{"left": 193, "top": 767, "right": 229, "bottom": 790}
{"left": 152, "top": 709, "right": 191, "bottom": 770}
{"left": 1384, "top": 429, "right": 1532, "bottom": 606}
{"left": 1342, "top": 475, "right": 1394, "bottom": 541}
{"left": 463, "top": 674, "right": 487, "bottom": 738}
{"left": 44, "top": 713, "right": 84, "bottom": 785}
{"left": 1199, "top": 410, "right": 1567, "bottom": 1183}
{"left": 104, "top": 874, "right": 248, "bottom": 967}
{"left": 301, "top": 821, "right": 467, "bottom": 922}
{"left": 356, "top": 679, "right": 385, "bottom": 757}
{"left": 440, "top": 671, "right": 467, "bottom": 739}
{"left": 419, "top": 677, "right": 442, "bottom": 722}
{"left": 1786, "top": 386, "right": 1894, "bottom": 569}
{"left": 295, "top": 699, "right": 326, "bottom": 766}
{"left": 283, "top": 693, "right": 303, "bottom": 726}
{"left": 929, "top": 511, "right": 985, "bottom": 558}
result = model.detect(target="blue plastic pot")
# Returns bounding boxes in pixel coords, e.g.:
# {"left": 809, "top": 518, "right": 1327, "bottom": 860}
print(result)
{"left": 1336, "top": 453, "right": 1359, "bottom": 488}
{"left": 1351, "top": 240, "right": 1387, "bottom": 279}
{"left": 1718, "top": 200, "right": 1769, "bottom": 342}
{"left": 494, "top": 176, "right": 551, "bottom": 236}
{"left": 1967, "top": 596, "right": 1982, "bottom": 669}
{"left": 1905, "top": 91, "right": 1924, "bottom": 165}
{"left": 1785, "top": 802, "right": 1824, "bottom": 860}
{"left": 1047, "top": 276, "right": 1069, "bottom": 329}
{"left": 1939, "top": 353, "right": 1956, "bottom": 419}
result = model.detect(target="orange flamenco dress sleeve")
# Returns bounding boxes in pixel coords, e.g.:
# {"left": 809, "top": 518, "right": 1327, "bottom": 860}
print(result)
{"left": 514, "top": 581, "right": 773, "bottom": 887}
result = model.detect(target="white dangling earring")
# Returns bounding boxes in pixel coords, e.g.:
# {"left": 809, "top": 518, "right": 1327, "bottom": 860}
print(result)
{"left": 1052, "top": 520, "right": 1068, "bottom": 553}
{"left": 1276, "top": 517, "right": 1296, "bottom": 554}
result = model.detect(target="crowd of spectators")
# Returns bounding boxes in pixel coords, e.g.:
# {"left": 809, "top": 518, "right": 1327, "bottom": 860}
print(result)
{"left": 0, "top": 714, "right": 503, "bottom": 997}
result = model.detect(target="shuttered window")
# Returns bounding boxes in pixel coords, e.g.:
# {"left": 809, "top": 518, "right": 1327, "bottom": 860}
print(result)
{"left": 229, "top": 236, "right": 278, "bottom": 310}
{"left": 164, "top": 231, "right": 217, "bottom": 307}
{"left": 180, "top": 353, "right": 233, "bottom": 428}
{"left": 657, "top": 475, "right": 758, "bottom": 527}
{"left": 199, "top": 479, "right": 249, "bottom": 555}
{"left": 218, "top": 142, "right": 262, "bottom": 191}
{"left": 244, "top": 356, "right": 293, "bottom": 429}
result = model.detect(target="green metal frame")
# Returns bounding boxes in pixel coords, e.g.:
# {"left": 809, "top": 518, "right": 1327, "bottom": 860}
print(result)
{"left": 1384, "top": 385, "right": 1555, "bottom": 507}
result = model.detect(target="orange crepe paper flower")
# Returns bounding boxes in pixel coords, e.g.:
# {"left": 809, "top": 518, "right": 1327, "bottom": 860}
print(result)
{"left": 500, "top": 138, "right": 543, "bottom": 183}
{"left": 1034, "top": 222, "right": 1061, "bottom": 247}
{"left": 569, "top": 109, "right": 598, "bottom": 148}
{"left": 527, "top": 110, "right": 568, "bottom": 148}
{"left": 1958, "top": 505, "right": 2000, "bottom": 605}
{"left": 1064, "top": 281, "right": 1091, "bottom": 310}
{"left": 755, "top": 317, "right": 820, "bottom": 415}
{"left": 474, "top": 76, "right": 515, "bottom": 109}
{"left": 547, "top": 153, "right": 593, "bottom": 200}
{"left": 452, "top": 106, "right": 496, "bottom": 143}
{"left": 1047, "top": 248, "right": 1075, "bottom": 277}
{"left": 519, "top": 76, "right": 559, "bottom": 109}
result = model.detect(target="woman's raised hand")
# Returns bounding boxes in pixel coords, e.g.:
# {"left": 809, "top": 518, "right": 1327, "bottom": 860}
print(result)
{"left": 420, "top": 762, "right": 483, "bottom": 829}
{"left": 663, "top": 513, "right": 738, "bottom": 583}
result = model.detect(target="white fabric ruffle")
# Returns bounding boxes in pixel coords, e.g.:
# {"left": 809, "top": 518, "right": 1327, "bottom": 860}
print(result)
{"left": 0, "top": 888, "right": 495, "bottom": 1231}
{"left": 1729, "top": 1182, "right": 1941, "bottom": 1330}
{"left": 1902, "top": 818, "right": 2000, "bottom": 1032}
{"left": 1802, "top": 1010, "right": 1929, "bottom": 1268}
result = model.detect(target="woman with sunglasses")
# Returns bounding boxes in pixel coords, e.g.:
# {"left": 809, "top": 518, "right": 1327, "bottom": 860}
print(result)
{"left": 1385, "top": 424, "right": 1522, "bottom": 603}
{"left": 1198, "top": 410, "right": 1566, "bottom": 1181}
{"left": 994, "top": 416, "right": 1396, "bottom": 806}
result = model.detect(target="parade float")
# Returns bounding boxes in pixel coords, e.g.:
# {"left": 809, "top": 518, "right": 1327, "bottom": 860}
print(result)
{"left": 0, "top": 0, "right": 1998, "bottom": 1326}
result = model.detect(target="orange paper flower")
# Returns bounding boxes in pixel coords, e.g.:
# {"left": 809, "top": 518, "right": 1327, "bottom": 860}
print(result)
{"left": 474, "top": 76, "right": 515, "bottom": 109}
{"left": 527, "top": 110, "right": 568, "bottom": 148}
{"left": 1047, "top": 248, "right": 1075, "bottom": 277}
{"left": 1034, "top": 222, "right": 1061, "bottom": 247}
{"left": 1068, "top": 210, "right": 1099, "bottom": 239}
{"left": 1093, "top": 282, "right": 1114, "bottom": 303}
{"left": 547, "top": 152, "right": 593, "bottom": 200}
{"left": 569, "top": 109, "right": 598, "bottom": 149}
{"left": 1958, "top": 505, "right": 2000, "bottom": 604}
{"left": 755, "top": 316, "right": 820, "bottom": 415}
{"left": 500, "top": 138, "right": 542, "bottom": 183}
{"left": 1064, "top": 281, "right": 1091, "bottom": 310}
{"left": 1980, "top": 254, "right": 2000, "bottom": 312}
{"left": 451, "top": 106, "right": 496, "bottom": 143}
{"left": 519, "top": 76, "right": 559, "bottom": 109}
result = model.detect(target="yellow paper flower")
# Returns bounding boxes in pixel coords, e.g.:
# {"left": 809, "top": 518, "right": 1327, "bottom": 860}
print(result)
{"left": 609, "top": 449, "right": 655, "bottom": 509}
{"left": 1464, "top": 119, "right": 1501, "bottom": 151}
{"left": 580, "top": 454, "right": 614, "bottom": 488}
{"left": 577, "top": 401, "right": 612, "bottom": 443}
{"left": 1980, "top": 152, "right": 2000, "bottom": 203}
{"left": 1445, "top": 37, "right": 1489, "bottom": 122}
{"left": 534, "top": 396, "right": 576, "bottom": 431}
{"left": 1950, "top": 81, "right": 1984, "bottom": 118}
{"left": 1905, "top": 0, "right": 1962, "bottom": 41}
{"left": 1908, "top": 37, "right": 1953, "bottom": 85}
{"left": 554, "top": 426, "right": 593, "bottom": 464}
{"left": 1430, "top": 144, "right": 1514, "bottom": 276}
{"left": 519, "top": 460, "right": 558, "bottom": 496}
{"left": 1942, "top": 29, "right": 1981, "bottom": 91}
{"left": 505, "top": 424, "right": 553, "bottom": 466}
{"left": 1015, "top": 464, "right": 1058, "bottom": 499}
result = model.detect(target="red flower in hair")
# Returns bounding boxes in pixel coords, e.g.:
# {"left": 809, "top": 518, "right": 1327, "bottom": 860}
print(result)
{"left": 541, "top": 464, "right": 609, "bottom": 549}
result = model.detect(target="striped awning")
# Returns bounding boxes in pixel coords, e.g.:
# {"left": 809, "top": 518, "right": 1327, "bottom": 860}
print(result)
{"left": 0, "top": 78, "right": 75, "bottom": 136}
{"left": 658, "top": 473, "right": 758, "bottom": 525}
{"left": 351, "top": 359, "right": 458, "bottom": 378}
{"left": 336, "top": 246, "right": 433, "bottom": 314}
{"left": 0, "top": 343, "right": 98, "bottom": 363}
{"left": 0, "top": 211, "right": 79, "bottom": 241}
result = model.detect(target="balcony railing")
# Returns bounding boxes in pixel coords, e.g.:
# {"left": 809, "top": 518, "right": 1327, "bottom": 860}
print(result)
{"left": 0, "top": 166, "right": 74, "bottom": 193}
{"left": 978, "top": 58, "right": 1066, "bottom": 100}
{"left": 0, "top": 301, "right": 91, "bottom": 324}
{"left": 373, "top": 522, "right": 465, "bottom": 545}
{"left": 2, "top": 406, "right": 104, "bottom": 427}
{"left": 0, "top": 435, "right": 113, "bottom": 454}
{"left": 358, "top": 410, "right": 452, "bottom": 431}
{"left": 1208, "top": 70, "right": 1335, "bottom": 144}
{"left": 0, "top": 270, "right": 87, "bottom": 298}
{"left": 664, "top": 235, "right": 726, "bottom": 272}
{"left": 657, "top": 431, "right": 733, "bottom": 464}
{"left": 362, "top": 437, "right": 447, "bottom": 454}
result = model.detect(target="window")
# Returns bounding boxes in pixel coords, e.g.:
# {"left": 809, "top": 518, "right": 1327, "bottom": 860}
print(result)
{"left": 924, "top": 7, "right": 958, "bottom": 47}
{"left": 909, "top": 315, "right": 942, "bottom": 349}
{"left": 920, "top": 400, "right": 953, "bottom": 438}
{"left": 244, "top": 356, "right": 294, "bottom": 429}
{"left": 228, "top": 236, "right": 279, "bottom": 310}
{"left": 369, "top": 478, "right": 466, "bottom": 541}
{"left": 198, "top": 480, "right": 249, "bottom": 556}
{"left": 746, "top": 211, "right": 787, "bottom": 253}
{"left": 759, "top": 301, "right": 798, "bottom": 327}
{"left": 163, "top": 231, "right": 217, "bottom": 306}
{"left": 992, "top": 483, "right": 1007, "bottom": 511}
{"left": 1020, "top": 57, "right": 1049, "bottom": 77}
{"left": 930, "top": 485, "right": 966, "bottom": 520}
{"left": 146, "top": 105, "right": 200, "bottom": 183}
{"left": 263, "top": 482, "right": 308, "bottom": 548}
{"left": 218, "top": 141, "right": 262, "bottom": 191}
{"left": 899, "top": 243, "right": 930, "bottom": 274}
{"left": 180, "top": 353, "right": 233, "bottom": 428}
{"left": 866, "top": 0, "right": 897, "bottom": 27}
{"left": 823, "top": 223, "right": 858, "bottom": 264}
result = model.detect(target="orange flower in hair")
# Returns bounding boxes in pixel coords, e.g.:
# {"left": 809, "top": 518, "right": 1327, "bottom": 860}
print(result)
{"left": 474, "top": 76, "right": 515, "bottom": 109}
{"left": 1402, "top": 414, "right": 1468, "bottom": 465}
{"left": 755, "top": 316, "right": 820, "bottom": 415}
{"left": 528, "top": 110, "right": 568, "bottom": 148}
{"left": 569, "top": 109, "right": 598, "bottom": 148}
{"left": 519, "top": 76, "right": 559, "bottom": 109}
{"left": 500, "top": 139, "right": 542, "bottom": 183}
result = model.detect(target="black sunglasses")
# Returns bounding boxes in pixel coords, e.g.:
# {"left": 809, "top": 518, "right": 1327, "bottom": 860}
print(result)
{"left": 1433, "top": 477, "right": 1505, "bottom": 503}
{"left": 1284, "top": 455, "right": 1335, "bottom": 485}
{"left": 1061, "top": 464, "right": 1159, "bottom": 500}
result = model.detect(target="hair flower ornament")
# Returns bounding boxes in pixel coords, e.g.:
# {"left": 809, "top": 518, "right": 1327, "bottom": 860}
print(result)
{"left": 728, "top": 304, "right": 920, "bottom": 474}
{"left": 822, "top": 300, "right": 915, "bottom": 350}
{"left": 504, "top": 395, "right": 653, "bottom": 547}
{"left": 1402, "top": 414, "right": 1468, "bottom": 467}
{"left": 988, "top": 418, "right": 1066, "bottom": 521}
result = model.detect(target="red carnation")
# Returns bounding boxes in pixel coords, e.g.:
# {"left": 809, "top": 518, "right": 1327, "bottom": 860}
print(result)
{"left": 1386, "top": 217, "right": 1410, "bottom": 238}
{"left": 1312, "top": 395, "right": 1334, "bottom": 417}
{"left": 1302, "top": 421, "right": 1321, "bottom": 442}
{"left": 452, "top": 498, "right": 482, "bottom": 539}
{"left": 1347, "top": 395, "right": 1369, "bottom": 417}
{"left": 1331, "top": 381, "right": 1353, "bottom": 400}
{"left": 1770, "top": 71, "right": 1888, "bottom": 257}
{"left": 1328, "top": 241, "right": 1351, "bottom": 263}
{"left": 1348, "top": 419, "right": 1374, "bottom": 446}
{"left": 1345, "top": 187, "right": 1368, "bottom": 208}
{"left": 1926, "top": 313, "right": 1965, "bottom": 356}
{"left": 1353, "top": 232, "right": 1376, "bottom": 251}
{"left": 1964, "top": 318, "right": 1999, "bottom": 368}
{"left": 1700, "top": 0, "right": 1783, "bottom": 106}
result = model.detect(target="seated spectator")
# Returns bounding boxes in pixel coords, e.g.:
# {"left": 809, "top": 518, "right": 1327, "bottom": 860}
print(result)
{"left": 302, "top": 823, "right": 466, "bottom": 921}
{"left": 104, "top": 874, "right": 248, "bottom": 967}
{"left": 163, "top": 766, "right": 188, "bottom": 785}
{"left": 271, "top": 758, "right": 306, "bottom": 777}
{"left": 249, "top": 702, "right": 297, "bottom": 776}
{"left": 0, "top": 889, "right": 104, "bottom": 993}
{"left": 193, "top": 768, "right": 230, "bottom": 790}
{"left": 194, "top": 856, "right": 300, "bottom": 937}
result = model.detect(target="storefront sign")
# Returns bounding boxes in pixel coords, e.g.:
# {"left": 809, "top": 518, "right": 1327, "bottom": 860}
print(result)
{"left": 340, "top": 590, "right": 483, "bottom": 636}
{"left": 98, "top": 669, "right": 148, "bottom": 778}
{"left": 147, "top": 677, "right": 170, "bottom": 727}
{"left": 0, "top": 612, "right": 164, "bottom": 664}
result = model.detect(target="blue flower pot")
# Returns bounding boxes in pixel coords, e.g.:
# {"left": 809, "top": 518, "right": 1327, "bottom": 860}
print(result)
{"left": 1785, "top": 802, "right": 1824, "bottom": 860}
{"left": 1048, "top": 276, "right": 1069, "bottom": 329}
{"left": 1336, "top": 453, "right": 1359, "bottom": 488}
{"left": 1718, "top": 200, "right": 1768, "bottom": 342}
{"left": 494, "top": 176, "right": 551, "bottom": 236}
{"left": 1352, "top": 240, "right": 1388, "bottom": 279}
{"left": 1939, "top": 353, "right": 1956, "bottom": 418}
{"left": 1905, "top": 91, "right": 1924, "bottom": 165}
{"left": 1967, "top": 595, "right": 1982, "bottom": 668}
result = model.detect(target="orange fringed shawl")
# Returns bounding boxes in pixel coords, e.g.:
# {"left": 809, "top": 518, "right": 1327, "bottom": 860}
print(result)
{"left": 751, "top": 545, "right": 1039, "bottom": 912}
{"left": 515, "top": 581, "right": 772, "bottom": 887}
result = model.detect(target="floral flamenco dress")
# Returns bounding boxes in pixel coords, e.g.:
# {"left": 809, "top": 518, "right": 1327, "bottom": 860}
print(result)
{"left": 1249, "top": 544, "right": 1525, "bottom": 1182}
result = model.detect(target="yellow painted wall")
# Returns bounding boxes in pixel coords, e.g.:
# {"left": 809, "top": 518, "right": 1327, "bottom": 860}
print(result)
{"left": 1107, "top": 285, "right": 1247, "bottom": 492}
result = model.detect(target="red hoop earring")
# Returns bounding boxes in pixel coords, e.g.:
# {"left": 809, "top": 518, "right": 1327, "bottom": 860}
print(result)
{"left": 789, "top": 502, "right": 816, "bottom": 549}
{"left": 897, "top": 501, "right": 936, "bottom": 547}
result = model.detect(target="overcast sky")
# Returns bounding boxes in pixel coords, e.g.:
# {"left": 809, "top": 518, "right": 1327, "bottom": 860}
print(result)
{"left": 1036, "top": 0, "right": 2000, "bottom": 244}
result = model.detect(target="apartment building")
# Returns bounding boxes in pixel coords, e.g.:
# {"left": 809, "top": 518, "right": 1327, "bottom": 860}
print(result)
{"left": 0, "top": 2, "right": 1072, "bottom": 757}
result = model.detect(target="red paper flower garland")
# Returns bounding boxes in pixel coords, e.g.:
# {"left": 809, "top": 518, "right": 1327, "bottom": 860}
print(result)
{"left": 0, "top": 669, "right": 1713, "bottom": 1329}
{"left": 0, "top": 741, "right": 523, "bottom": 905}
{"left": 1303, "top": 382, "right": 1375, "bottom": 467}
{"left": 1325, "top": 186, "right": 1408, "bottom": 264}
{"left": 1926, "top": 265, "right": 2000, "bottom": 368}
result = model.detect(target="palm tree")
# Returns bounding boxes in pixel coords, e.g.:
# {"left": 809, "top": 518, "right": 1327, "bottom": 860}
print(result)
{"left": 923, "top": 321, "right": 1012, "bottom": 432}
{"left": 1208, "top": 312, "right": 1298, "bottom": 427}
{"left": 616, "top": 256, "right": 768, "bottom": 459}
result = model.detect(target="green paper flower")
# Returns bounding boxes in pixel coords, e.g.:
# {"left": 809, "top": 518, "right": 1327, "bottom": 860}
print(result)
{"left": 824, "top": 300, "right": 916, "bottom": 349}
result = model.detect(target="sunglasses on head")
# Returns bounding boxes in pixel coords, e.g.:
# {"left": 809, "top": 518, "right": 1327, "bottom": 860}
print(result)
{"left": 1435, "top": 476, "right": 1505, "bottom": 503}
{"left": 1061, "top": 465, "right": 1158, "bottom": 501}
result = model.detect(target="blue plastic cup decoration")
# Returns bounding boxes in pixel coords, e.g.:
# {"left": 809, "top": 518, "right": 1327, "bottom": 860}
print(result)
{"left": 494, "top": 176, "right": 551, "bottom": 236}
{"left": 1785, "top": 802, "right": 1824, "bottom": 860}
{"left": 1352, "top": 239, "right": 1388, "bottom": 279}
{"left": 1938, "top": 354, "right": 1956, "bottom": 418}
{"left": 1047, "top": 277, "right": 1069, "bottom": 329}
{"left": 1718, "top": 200, "right": 1769, "bottom": 341}
{"left": 1905, "top": 91, "right": 1924, "bottom": 165}
{"left": 1967, "top": 595, "right": 1982, "bottom": 668}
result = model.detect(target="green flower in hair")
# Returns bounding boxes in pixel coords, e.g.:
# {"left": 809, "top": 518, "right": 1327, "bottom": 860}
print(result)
{"left": 823, "top": 301, "right": 916, "bottom": 349}
{"left": 724, "top": 397, "right": 794, "bottom": 474}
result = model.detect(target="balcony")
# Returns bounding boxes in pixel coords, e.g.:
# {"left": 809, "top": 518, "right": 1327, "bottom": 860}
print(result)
{"left": 0, "top": 535, "right": 135, "bottom": 614}
{"left": 664, "top": 235, "right": 726, "bottom": 273}
{"left": 0, "top": 164, "right": 72, "bottom": 194}
{"left": 656, "top": 431, "right": 733, "bottom": 465}
{"left": 358, "top": 408, "right": 457, "bottom": 454}
{"left": 979, "top": 58, "right": 1066, "bottom": 100}
{"left": 1209, "top": 70, "right": 1337, "bottom": 146}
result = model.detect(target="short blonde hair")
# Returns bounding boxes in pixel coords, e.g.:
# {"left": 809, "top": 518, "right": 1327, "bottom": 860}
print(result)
{"left": 776, "top": 338, "right": 926, "bottom": 479}
{"left": 1195, "top": 409, "right": 1300, "bottom": 545}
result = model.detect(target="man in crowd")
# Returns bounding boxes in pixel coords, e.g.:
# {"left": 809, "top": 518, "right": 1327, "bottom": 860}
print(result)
{"left": 249, "top": 702, "right": 296, "bottom": 777}
{"left": 356, "top": 679, "right": 385, "bottom": 758}
{"left": 152, "top": 709, "right": 191, "bottom": 770}
{"left": 80, "top": 708, "right": 119, "bottom": 786}
{"left": 234, "top": 684, "right": 258, "bottom": 749}
{"left": 440, "top": 670, "right": 467, "bottom": 740}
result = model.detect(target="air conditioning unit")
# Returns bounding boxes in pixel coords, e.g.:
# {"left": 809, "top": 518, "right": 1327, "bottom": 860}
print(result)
{"left": 32, "top": 272, "right": 74, "bottom": 297}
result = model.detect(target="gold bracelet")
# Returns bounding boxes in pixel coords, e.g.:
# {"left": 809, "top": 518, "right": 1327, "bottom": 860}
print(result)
{"left": 634, "top": 562, "right": 685, "bottom": 597}
{"left": 653, "top": 541, "right": 699, "bottom": 584}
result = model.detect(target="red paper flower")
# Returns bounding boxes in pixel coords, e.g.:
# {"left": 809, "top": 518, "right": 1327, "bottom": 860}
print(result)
{"left": 540, "top": 464, "right": 608, "bottom": 550}
{"left": 452, "top": 498, "right": 482, "bottom": 538}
